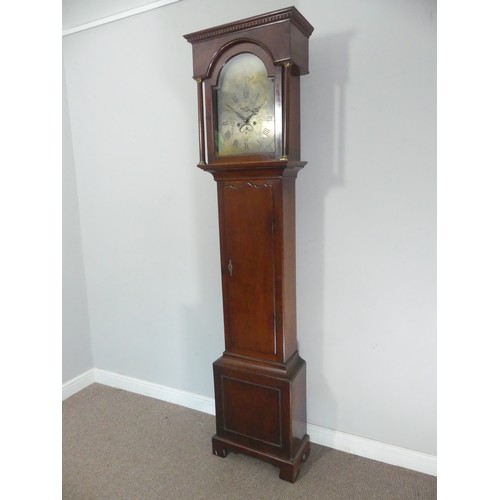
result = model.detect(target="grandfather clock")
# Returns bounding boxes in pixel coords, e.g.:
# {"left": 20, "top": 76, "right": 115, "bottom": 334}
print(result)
{"left": 184, "top": 7, "right": 314, "bottom": 483}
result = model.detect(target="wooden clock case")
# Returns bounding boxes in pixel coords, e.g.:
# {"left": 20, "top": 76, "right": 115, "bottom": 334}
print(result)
{"left": 184, "top": 7, "right": 314, "bottom": 483}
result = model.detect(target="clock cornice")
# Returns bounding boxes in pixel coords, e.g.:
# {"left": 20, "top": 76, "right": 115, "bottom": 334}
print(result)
{"left": 183, "top": 6, "right": 314, "bottom": 44}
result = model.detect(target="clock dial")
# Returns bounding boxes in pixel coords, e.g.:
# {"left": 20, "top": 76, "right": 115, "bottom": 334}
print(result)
{"left": 215, "top": 53, "right": 275, "bottom": 156}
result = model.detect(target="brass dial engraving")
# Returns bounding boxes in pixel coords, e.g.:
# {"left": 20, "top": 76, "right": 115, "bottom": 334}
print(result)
{"left": 215, "top": 53, "right": 275, "bottom": 156}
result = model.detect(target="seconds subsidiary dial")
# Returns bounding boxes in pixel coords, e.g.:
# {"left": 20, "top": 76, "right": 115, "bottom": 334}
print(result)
{"left": 215, "top": 53, "right": 275, "bottom": 157}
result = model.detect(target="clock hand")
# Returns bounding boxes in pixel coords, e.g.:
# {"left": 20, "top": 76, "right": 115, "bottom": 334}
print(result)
{"left": 226, "top": 103, "right": 254, "bottom": 132}
{"left": 226, "top": 103, "right": 250, "bottom": 123}
{"left": 252, "top": 103, "right": 264, "bottom": 114}
{"left": 242, "top": 102, "right": 267, "bottom": 122}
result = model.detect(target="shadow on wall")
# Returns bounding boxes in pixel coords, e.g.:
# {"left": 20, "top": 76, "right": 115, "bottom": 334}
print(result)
{"left": 298, "top": 31, "right": 355, "bottom": 429}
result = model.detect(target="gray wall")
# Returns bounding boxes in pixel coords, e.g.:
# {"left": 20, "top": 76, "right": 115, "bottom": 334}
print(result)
{"left": 62, "top": 0, "right": 436, "bottom": 455}
{"left": 62, "top": 65, "right": 94, "bottom": 381}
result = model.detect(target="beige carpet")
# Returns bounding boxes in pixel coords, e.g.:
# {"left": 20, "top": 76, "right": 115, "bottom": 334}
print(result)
{"left": 63, "top": 384, "right": 436, "bottom": 499}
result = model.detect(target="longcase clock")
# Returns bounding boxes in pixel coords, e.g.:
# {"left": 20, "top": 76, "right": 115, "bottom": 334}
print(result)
{"left": 184, "top": 7, "right": 314, "bottom": 483}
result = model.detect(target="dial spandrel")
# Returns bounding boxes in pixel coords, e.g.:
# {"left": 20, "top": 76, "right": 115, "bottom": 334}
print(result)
{"left": 215, "top": 53, "right": 275, "bottom": 156}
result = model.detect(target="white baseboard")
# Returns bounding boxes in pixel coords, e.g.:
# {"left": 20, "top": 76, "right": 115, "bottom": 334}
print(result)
{"left": 307, "top": 423, "right": 436, "bottom": 476}
{"left": 64, "top": 369, "right": 436, "bottom": 476}
{"left": 62, "top": 369, "right": 95, "bottom": 400}
{"left": 94, "top": 368, "right": 216, "bottom": 416}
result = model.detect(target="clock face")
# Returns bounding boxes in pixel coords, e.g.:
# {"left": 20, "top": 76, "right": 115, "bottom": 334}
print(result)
{"left": 215, "top": 53, "right": 275, "bottom": 157}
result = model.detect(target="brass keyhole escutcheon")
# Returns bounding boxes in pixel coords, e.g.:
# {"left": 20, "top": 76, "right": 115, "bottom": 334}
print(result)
{"left": 228, "top": 259, "right": 233, "bottom": 277}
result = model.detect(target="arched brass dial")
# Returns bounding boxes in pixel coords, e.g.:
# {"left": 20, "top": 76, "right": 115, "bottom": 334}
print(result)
{"left": 215, "top": 53, "right": 275, "bottom": 156}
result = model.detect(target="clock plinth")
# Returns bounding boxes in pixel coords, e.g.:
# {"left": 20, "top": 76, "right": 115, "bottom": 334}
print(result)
{"left": 212, "top": 352, "right": 310, "bottom": 483}
{"left": 185, "top": 7, "right": 314, "bottom": 482}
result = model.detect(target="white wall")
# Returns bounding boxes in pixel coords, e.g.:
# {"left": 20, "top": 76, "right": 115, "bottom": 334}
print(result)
{"left": 62, "top": 0, "right": 436, "bottom": 455}
{"left": 298, "top": 0, "right": 436, "bottom": 455}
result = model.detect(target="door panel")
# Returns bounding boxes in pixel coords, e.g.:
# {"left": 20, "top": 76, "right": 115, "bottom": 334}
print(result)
{"left": 221, "top": 181, "right": 276, "bottom": 356}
